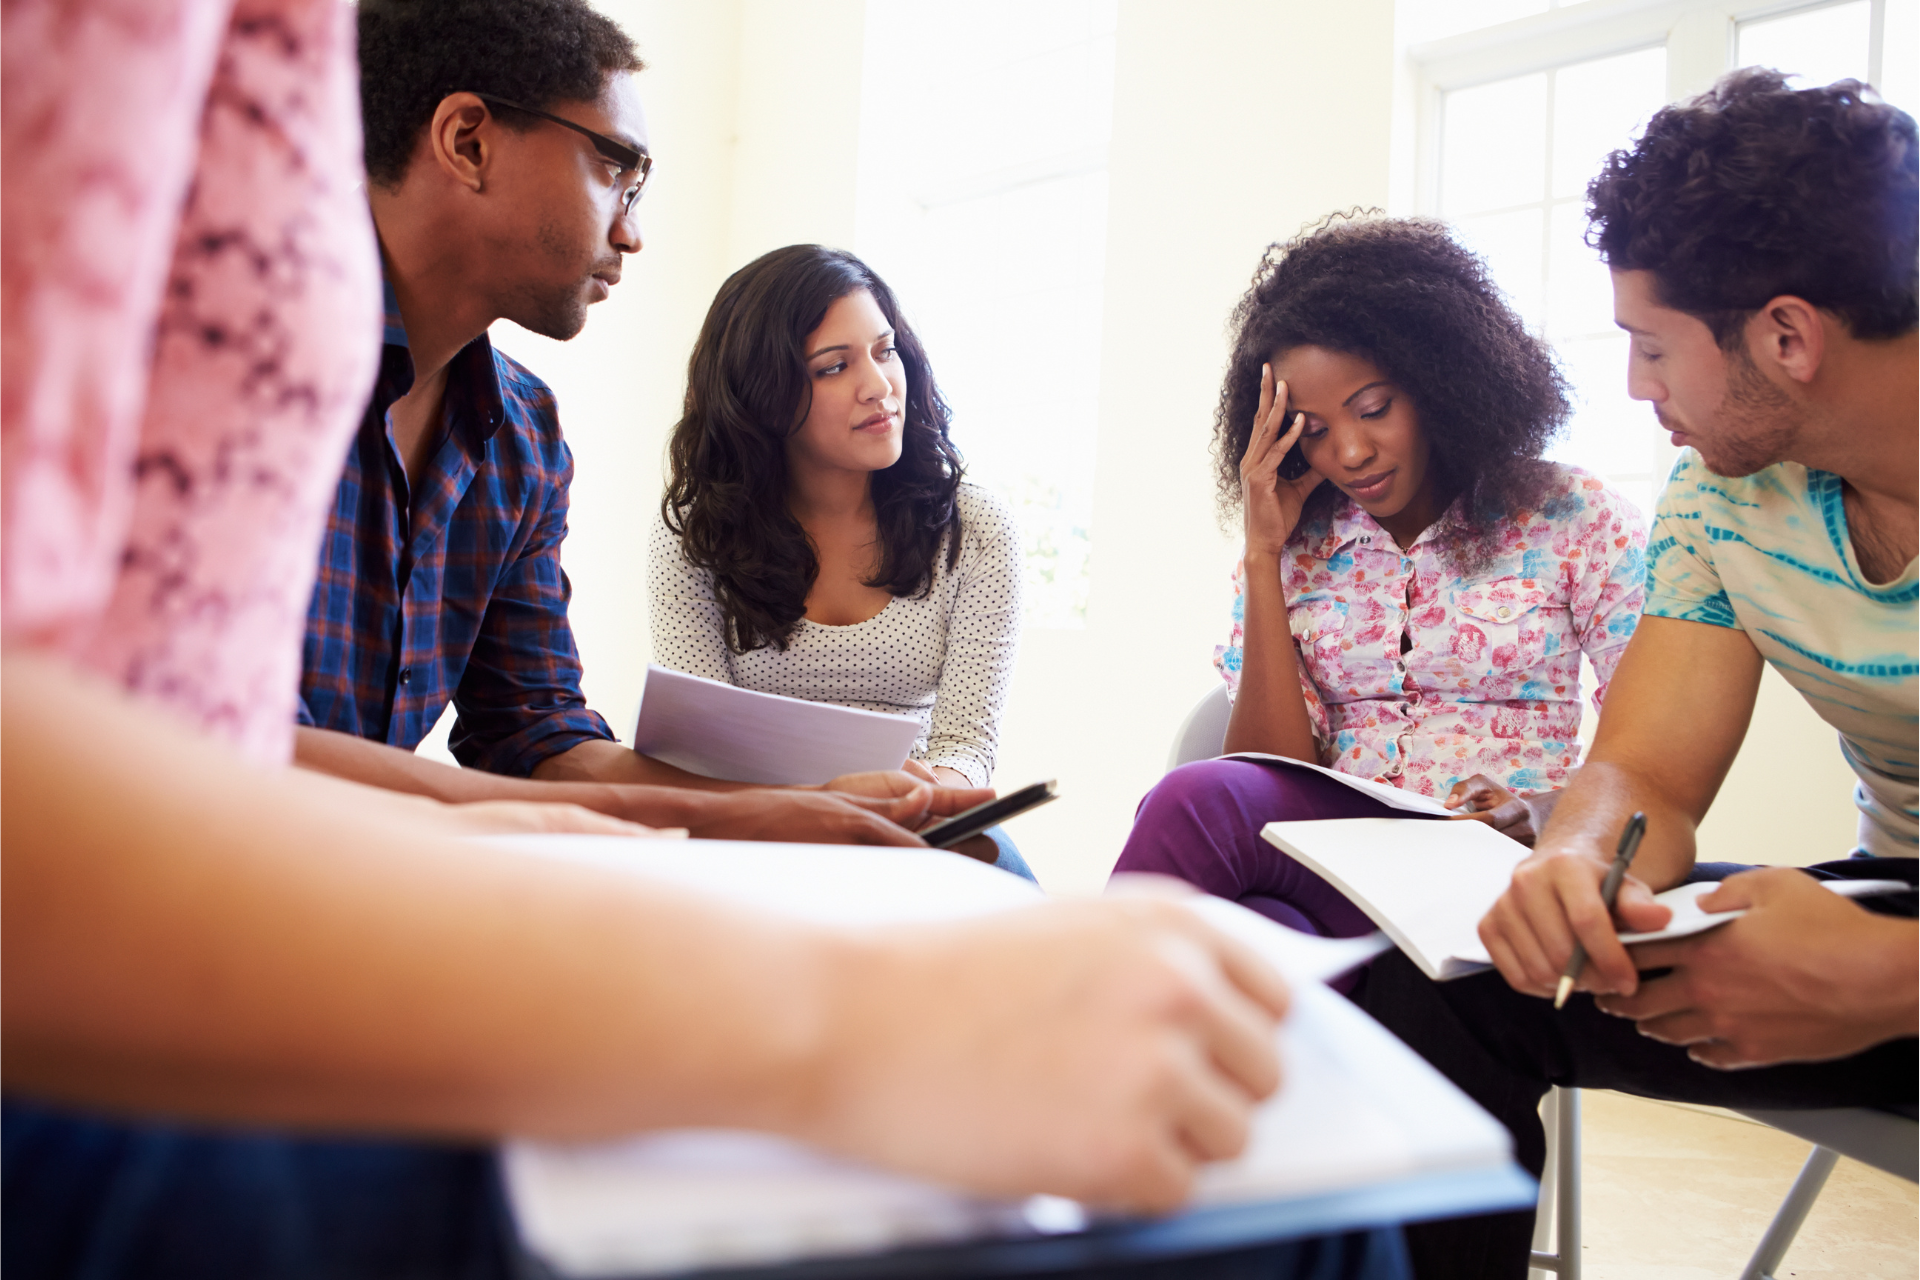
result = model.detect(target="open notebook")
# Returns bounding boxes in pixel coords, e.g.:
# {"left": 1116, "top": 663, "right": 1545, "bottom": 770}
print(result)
{"left": 1260, "top": 817, "right": 1906, "bottom": 981}
{"left": 486, "top": 835, "right": 1531, "bottom": 1278}
{"left": 630, "top": 665, "right": 921, "bottom": 786}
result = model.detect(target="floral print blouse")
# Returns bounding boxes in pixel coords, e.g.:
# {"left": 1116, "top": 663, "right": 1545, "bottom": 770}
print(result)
{"left": 1216, "top": 464, "right": 1648, "bottom": 798}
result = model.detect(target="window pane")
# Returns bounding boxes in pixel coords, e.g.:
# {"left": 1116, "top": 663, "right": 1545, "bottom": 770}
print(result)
{"left": 1549, "top": 335, "right": 1657, "bottom": 479}
{"left": 1441, "top": 73, "right": 1548, "bottom": 215}
{"left": 1544, "top": 199, "right": 1613, "bottom": 342}
{"left": 1737, "top": 1, "right": 1871, "bottom": 89}
{"left": 1453, "top": 207, "right": 1546, "bottom": 332}
{"left": 1551, "top": 45, "right": 1666, "bottom": 200}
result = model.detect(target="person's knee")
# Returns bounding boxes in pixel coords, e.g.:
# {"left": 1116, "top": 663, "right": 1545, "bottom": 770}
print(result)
{"left": 1138, "top": 759, "right": 1252, "bottom": 817}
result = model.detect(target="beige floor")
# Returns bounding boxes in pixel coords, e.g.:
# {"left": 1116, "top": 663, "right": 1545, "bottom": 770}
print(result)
{"left": 1532, "top": 1091, "right": 1917, "bottom": 1279}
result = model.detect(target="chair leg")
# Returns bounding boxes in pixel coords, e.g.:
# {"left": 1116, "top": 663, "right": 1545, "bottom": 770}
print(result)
{"left": 1739, "top": 1145, "right": 1840, "bottom": 1280}
{"left": 1530, "top": 1090, "right": 1558, "bottom": 1260}
{"left": 1529, "top": 1088, "right": 1581, "bottom": 1277}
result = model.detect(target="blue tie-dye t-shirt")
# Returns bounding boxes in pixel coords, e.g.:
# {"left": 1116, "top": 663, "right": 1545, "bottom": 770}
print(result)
{"left": 1644, "top": 449, "right": 1919, "bottom": 856}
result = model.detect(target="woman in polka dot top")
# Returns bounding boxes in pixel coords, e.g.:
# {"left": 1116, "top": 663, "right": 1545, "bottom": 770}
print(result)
{"left": 651, "top": 245, "right": 1021, "bottom": 795}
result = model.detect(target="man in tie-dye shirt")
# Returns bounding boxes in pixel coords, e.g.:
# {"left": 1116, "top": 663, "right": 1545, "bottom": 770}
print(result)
{"left": 1365, "top": 70, "right": 1917, "bottom": 1280}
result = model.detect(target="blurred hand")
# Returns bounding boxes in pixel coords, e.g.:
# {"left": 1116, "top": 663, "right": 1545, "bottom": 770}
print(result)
{"left": 808, "top": 897, "right": 1291, "bottom": 1212}
{"left": 1240, "top": 365, "right": 1326, "bottom": 557}
{"left": 1599, "top": 868, "right": 1919, "bottom": 1068}
{"left": 1445, "top": 774, "right": 1540, "bottom": 846}
{"left": 823, "top": 770, "right": 994, "bottom": 831}
{"left": 432, "top": 800, "right": 680, "bottom": 838}
{"left": 1477, "top": 846, "right": 1671, "bottom": 999}
{"left": 897, "top": 759, "right": 941, "bottom": 785}
{"left": 683, "top": 789, "right": 929, "bottom": 846}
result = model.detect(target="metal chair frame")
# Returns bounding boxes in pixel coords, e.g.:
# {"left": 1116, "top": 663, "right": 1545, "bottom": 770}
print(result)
{"left": 1164, "top": 684, "right": 1917, "bottom": 1280}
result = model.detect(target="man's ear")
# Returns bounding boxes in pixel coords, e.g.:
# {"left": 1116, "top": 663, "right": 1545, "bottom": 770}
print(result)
{"left": 426, "top": 92, "right": 492, "bottom": 195}
{"left": 1744, "top": 295, "right": 1826, "bottom": 386}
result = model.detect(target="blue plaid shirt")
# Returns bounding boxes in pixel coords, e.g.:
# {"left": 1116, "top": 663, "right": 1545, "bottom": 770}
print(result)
{"left": 298, "top": 288, "right": 613, "bottom": 775}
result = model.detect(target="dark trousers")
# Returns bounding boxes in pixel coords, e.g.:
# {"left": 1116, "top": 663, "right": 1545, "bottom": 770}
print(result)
{"left": 3, "top": 1099, "right": 1411, "bottom": 1280}
{"left": 1351, "top": 857, "right": 1919, "bottom": 1280}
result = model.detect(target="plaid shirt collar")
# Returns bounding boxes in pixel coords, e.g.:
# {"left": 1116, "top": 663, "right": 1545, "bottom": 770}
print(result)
{"left": 377, "top": 274, "right": 509, "bottom": 447}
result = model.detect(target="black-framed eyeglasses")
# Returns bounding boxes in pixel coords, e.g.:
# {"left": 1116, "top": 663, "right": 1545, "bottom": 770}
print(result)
{"left": 473, "top": 93, "right": 652, "bottom": 212}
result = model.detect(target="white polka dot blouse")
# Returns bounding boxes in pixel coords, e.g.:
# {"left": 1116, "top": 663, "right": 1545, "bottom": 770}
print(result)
{"left": 647, "top": 483, "right": 1023, "bottom": 788}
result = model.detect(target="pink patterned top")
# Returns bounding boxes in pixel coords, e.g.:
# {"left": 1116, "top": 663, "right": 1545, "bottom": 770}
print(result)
{"left": 1216, "top": 464, "right": 1648, "bottom": 798}
{"left": 2, "top": 0, "right": 379, "bottom": 763}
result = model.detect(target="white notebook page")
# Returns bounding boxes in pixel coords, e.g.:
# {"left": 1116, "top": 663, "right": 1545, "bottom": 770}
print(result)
{"left": 487, "top": 835, "right": 1512, "bottom": 1278}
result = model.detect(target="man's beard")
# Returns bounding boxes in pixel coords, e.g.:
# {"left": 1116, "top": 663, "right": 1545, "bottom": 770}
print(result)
{"left": 1691, "top": 348, "right": 1801, "bottom": 478}
{"left": 507, "top": 285, "right": 590, "bottom": 342}
{"left": 499, "top": 220, "right": 603, "bottom": 341}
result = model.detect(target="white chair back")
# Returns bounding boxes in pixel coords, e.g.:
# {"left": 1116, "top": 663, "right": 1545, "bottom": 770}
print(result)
{"left": 1166, "top": 684, "right": 1232, "bottom": 772}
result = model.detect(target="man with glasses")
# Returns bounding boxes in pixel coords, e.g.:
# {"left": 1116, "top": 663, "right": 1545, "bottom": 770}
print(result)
{"left": 296, "top": 0, "right": 986, "bottom": 844}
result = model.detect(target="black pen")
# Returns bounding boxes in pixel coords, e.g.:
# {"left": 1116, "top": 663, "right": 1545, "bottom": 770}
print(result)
{"left": 1555, "top": 811, "right": 1647, "bottom": 1010}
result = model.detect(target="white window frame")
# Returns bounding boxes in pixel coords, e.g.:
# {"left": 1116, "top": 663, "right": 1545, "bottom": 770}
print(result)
{"left": 1401, "top": 0, "right": 1895, "bottom": 491}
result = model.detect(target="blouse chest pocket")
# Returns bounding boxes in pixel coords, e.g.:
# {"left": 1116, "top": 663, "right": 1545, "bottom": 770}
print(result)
{"left": 1448, "top": 578, "right": 1557, "bottom": 671}
{"left": 1288, "top": 598, "right": 1352, "bottom": 681}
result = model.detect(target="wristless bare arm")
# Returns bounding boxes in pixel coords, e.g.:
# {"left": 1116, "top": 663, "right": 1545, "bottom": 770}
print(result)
{"left": 5, "top": 651, "right": 1289, "bottom": 1209}
{"left": 1221, "top": 367, "right": 1326, "bottom": 761}
{"left": 1479, "top": 616, "right": 1766, "bottom": 997}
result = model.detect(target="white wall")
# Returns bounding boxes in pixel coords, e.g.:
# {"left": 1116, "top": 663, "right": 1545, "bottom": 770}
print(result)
{"left": 470, "top": 0, "right": 1862, "bottom": 892}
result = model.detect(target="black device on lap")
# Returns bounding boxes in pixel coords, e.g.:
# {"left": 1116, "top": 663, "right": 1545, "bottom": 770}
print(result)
{"left": 920, "top": 780, "right": 1059, "bottom": 849}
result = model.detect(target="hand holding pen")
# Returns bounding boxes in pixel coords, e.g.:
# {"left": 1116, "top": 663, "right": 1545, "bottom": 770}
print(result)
{"left": 1554, "top": 811, "right": 1647, "bottom": 1009}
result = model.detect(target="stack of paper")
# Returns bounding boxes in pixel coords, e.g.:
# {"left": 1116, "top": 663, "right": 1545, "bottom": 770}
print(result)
{"left": 629, "top": 664, "right": 922, "bottom": 786}
{"left": 488, "top": 835, "right": 1528, "bottom": 1277}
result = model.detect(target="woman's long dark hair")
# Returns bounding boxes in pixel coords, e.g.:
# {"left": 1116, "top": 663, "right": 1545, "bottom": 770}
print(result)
{"left": 663, "top": 245, "right": 965, "bottom": 653}
{"left": 1213, "top": 213, "right": 1571, "bottom": 571}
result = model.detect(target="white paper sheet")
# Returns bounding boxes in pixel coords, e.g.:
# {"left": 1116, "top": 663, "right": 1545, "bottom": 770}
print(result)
{"left": 486, "top": 835, "right": 1509, "bottom": 1278}
{"left": 630, "top": 664, "right": 922, "bottom": 786}
{"left": 1221, "top": 753, "right": 1454, "bottom": 815}
{"left": 1261, "top": 819, "right": 1907, "bottom": 980}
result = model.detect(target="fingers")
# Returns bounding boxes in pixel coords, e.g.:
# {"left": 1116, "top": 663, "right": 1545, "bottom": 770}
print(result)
{"left": 899, "top": 759, "right": 940, "bottom": 785}
{"left": 1557, "top": 871, "right": 1641, "bottom": 995}
{"left": 1240, "top": 373, "right": 1298, "bottom": 481}
{"left": 1169, "top": 1035, "right": 1258, "bottom": 1165}
{"left": 1479, "top": 894, "right": 1562, "bottom": 995}
{"left": 851, "top": 810, "right": 926, "bottom": 847}
{"left": 1611, "top": 879, "right": 1673, "bottom": 934}
{"left": 1594, "top": 968, "right": 1688, "bottom": 1022}
{"left": 1152, "top": 922, "right": 1288, "bottom": 1104}
{"left": 1694, "top": 866, "right": 1796, "bottom": 913}
{"left": 1486, "top": 861, "right": 1580, "bottom": 993}
{"left": 924, "top": 785, "right": 995, "bottom": 817}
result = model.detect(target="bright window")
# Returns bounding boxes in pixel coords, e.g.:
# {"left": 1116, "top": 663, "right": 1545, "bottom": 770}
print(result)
{"left": 1737, "top": 1, "right": 1873, "bottom": 89}
{"left": 855, "top": 1, "right": 1118, "bottom": 629}
{"left": 1439, "top": 45, "right": 1671, "bottom": 519}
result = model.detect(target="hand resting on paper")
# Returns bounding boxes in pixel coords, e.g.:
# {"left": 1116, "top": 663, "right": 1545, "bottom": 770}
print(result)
{"left": 1444, "top": 774, "right": 1560, "bottom": 847}
{"left": 806, "top": 893, "right": 1291, "bottom": 1211}
{"left": 1477, "top": 846, "right": 1673, "bottom": 1000}
{"left": 1597, "top": 868, "right": 1920, "bottom": 1069}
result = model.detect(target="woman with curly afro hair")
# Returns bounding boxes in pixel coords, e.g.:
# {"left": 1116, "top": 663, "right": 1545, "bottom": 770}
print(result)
{"left": 1110, "top": 214, "right": 1648, "bottom": 952}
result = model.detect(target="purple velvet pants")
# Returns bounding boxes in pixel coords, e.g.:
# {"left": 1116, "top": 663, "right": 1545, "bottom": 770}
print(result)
{"left": 1113, "top": 759, "right": 1406, "bottom": 940}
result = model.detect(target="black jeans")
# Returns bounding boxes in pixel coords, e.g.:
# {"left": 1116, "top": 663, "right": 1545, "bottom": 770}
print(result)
{"left": 1351, "top": 856, "right": 1919, "bottom": 1280}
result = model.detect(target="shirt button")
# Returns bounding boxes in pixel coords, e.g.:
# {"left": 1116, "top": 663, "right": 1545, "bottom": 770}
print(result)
{"left": 1496, "top": 606, "right": 1513, "bottom": 619}
{"left": 398, "top": 667, "right": 413, "bottom": 686}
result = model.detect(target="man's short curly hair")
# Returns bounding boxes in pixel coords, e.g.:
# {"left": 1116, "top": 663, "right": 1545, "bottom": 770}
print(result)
{"left": 358, "top": 0, "right": 644, "bottom": 189}
{"left": 1587, "top": 67, "right": 1918, "bottom": 347}
{"left": 1212, "top": 213, "right": 1570, "bottom": 568}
